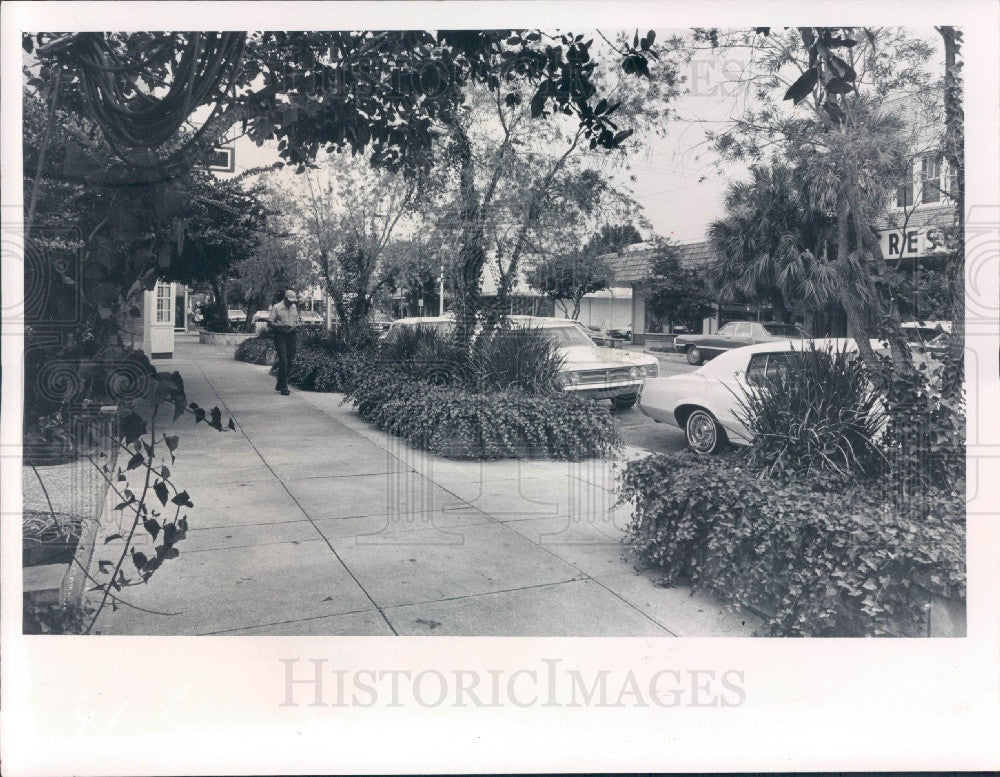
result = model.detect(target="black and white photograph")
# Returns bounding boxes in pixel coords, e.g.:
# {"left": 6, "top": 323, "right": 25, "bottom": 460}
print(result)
{"left": 2, "top": 1, "right": 998, "bottom": 774}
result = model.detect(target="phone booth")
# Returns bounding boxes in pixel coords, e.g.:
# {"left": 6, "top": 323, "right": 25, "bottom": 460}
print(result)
{"left": 143, "top": 281, "right": 176, "bottom": 359}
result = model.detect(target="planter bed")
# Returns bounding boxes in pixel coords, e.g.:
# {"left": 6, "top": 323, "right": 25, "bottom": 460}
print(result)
{"left": 200, "top": 331, "right": 255, "bottom": 346}
{"left": 619, "top": 452, "right": 966, "bottom": 638}
{"left": 22, "top": 408, "right": 119, "bottom": 626}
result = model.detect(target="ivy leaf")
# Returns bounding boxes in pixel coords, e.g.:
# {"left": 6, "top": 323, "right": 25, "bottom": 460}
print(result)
{"left": 104, "top": 533, "right": 123, "bottom": 544}
{"left": 143, "top": 518, "right": 161, "bottom": 540}
{"left": 227, "top": 418, "right": 236, "bottom": 430}
{"left": 126, "top": 452, "right": 144, "bottom": 471}
{"left": 164, "top": 434, "right": 179, "bottom": 453}
{"left": 171, "top": 490, "right": 194, "bottom": 508}
{"left": 825, "top": 78, "right": 853, "bottom": 95}
{"left": 153, "top": 480, "right": 169, "bottom": 506}
{"left": 132, "top": 550, "right": 148, "bottom": 571}
{"left": 611, "top": 128, "right": 634, "bottom": 147}
{"left": 119, "top": 411, "right": 147, "bottom": 445}
{"left": 783, "top": 66, "right": 818, "bottom": 103}
{"left": 529, "top": 85, "right": 547, "bottom": 118}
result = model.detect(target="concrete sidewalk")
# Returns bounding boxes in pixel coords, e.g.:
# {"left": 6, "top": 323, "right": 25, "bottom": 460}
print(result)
{"left": 91, "top": 340, "right": 756, "bottom": 636}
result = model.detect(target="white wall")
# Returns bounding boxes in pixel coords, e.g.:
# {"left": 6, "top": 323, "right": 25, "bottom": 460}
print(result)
{"left": 551, "top": 287, "right": 632, "bottom": 330}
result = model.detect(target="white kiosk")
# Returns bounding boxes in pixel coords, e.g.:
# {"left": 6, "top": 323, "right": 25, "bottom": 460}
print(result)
{"left": 142, "top": 281, "right": 177, "bottom": 359}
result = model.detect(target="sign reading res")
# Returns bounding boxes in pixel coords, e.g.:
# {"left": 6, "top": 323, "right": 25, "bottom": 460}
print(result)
{"left": 880, "top": 226, "right": 950, "bottom": 259}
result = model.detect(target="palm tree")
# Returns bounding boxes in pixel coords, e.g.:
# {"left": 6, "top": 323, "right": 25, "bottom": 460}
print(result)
{"left": 707, "top": 163, "right": 835, "bottom": 323}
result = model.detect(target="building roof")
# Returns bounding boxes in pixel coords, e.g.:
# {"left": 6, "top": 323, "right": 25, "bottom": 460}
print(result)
{"left": 603, "top": 240, "right": 718, "bottom": 284}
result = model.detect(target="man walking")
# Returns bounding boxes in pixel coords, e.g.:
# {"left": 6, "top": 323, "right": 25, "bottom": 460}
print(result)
{"left": 269, "top": 289, "right": 301, "bottom": 396}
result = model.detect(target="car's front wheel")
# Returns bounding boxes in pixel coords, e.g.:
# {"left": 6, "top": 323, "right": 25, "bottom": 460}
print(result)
{"left": 684, "top": 408, "right": 728, "bottom": 454}
{"left": 686, "top": 345, "right": 704, "bottom": 365}
{"left": 611, "top": 393, "right": 639, "bottom": 411}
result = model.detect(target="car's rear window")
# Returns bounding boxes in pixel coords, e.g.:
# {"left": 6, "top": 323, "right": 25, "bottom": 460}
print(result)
{"left": 761, "top": 324, "right": 803, "bottom": 337}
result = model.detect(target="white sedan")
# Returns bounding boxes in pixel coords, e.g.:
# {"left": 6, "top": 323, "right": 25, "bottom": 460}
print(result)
{"left": 639, "top": 338, "right": 887, "bottom": 454}
{"left": 510, "top": 316, "right": 658, "bottom": 409}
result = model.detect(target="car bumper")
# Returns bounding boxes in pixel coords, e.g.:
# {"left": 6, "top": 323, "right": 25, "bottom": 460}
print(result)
{"left": 563, "top": 380, "right": 643, "bottom": 400}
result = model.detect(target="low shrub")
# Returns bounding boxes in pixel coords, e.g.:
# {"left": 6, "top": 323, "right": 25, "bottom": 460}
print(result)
{"left": 234, "top": 336, "right": 276, "bottom": 365}
{"left": 278, "top": 323, "right": 617, "bottom": 459}
{"left": 472, "top": 325, "right": 564, "bottom": 394}
{"left": 286, "top": 345, "right": 371, "bottom": 394}
{"left": 733, "top": 343, "right": 886, "bottom": 480}
{"left": 350, "top": 367, "right": 620, "bottom": 460}
{"left": 618, "top": 452, "right": 965, "bottom": 637}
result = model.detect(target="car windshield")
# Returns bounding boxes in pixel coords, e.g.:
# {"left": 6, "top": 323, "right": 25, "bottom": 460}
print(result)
{"left": 761, "top": 323, "right": 803, "bottom": 337}
{"left": 538, "top": 326, "right": 595, "bottom": 347}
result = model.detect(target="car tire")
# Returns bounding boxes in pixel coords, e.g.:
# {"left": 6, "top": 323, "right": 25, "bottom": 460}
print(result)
{"left": 686, "top": 346, "right": 704, "bottom": 365}
{"left": 684, "top": 408, "right": 728, "bottom": 455}
{"left": 611, "top": 393, "right": 639, "bottom": 411}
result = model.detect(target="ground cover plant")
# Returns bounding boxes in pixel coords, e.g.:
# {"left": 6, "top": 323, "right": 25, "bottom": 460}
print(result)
{"left": 619, "top": 453, "right": 964, "bottom": 637}
{"left": 619, "top": 343, "right": 965, "bottom": 637}
{"left": 265, "top": 323, "right": 620, "bottom": 460}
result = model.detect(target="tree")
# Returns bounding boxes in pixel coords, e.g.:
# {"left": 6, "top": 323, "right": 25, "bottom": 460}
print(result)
{"left": 26, "top": 30, "right": 674, "bottom": 345}
{"left": 165, "top": 171, "right": 272, "bottom": 328}
{"left": 282, "top": 155, "right": 419, "bottom": 339}
{"left": 585, "top": 222, "right": 644, "bottom": 254}
{"left": 934, "top": 26, "right": 964, "bottom": 393}
{"left": 704, "top": 27, "right": 941, "bottom": 373}
{"left": 646, "top": 242, "right": 715, "bottom": 333}
{"left": 707, "top": 163, "right": 835, "bottom": 323}
{"left": 26, "top": 30, "right": 664, "bottom": 182}
{"left": 229, "top": 234, "right": 312, "bottom": 330}
{"left": 380, "top": 239, "right": 443, "bottom": 318}
{"left": 526, "top": 250, "right": 613, "bottom": 320}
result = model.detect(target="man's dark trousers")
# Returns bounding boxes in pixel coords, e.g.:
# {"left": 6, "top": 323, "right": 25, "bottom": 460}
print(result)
{"left": 274, "top": 331, "right": 297, "bottom": 391}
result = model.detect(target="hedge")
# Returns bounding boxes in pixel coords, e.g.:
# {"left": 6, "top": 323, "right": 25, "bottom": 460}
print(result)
{"left": 286, "top": 345, "right": 368, "bottom": 393}
{"left": 350, "top": 367, "right": 621, "bottom": 460}
{"left": 618, "top": 452, "right": 965, "bottom": 637}
{"left": 234, "top": 336, "right": 276, "bottom": 365}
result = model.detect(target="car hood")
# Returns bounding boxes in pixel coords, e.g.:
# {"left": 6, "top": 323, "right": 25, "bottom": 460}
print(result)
{"left": 557, "top": 345, "right": 657, "bottom": 370}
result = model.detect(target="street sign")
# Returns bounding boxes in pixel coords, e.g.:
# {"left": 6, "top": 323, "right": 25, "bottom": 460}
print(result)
{"left": 879, "top": 225, "right": 950, "bottom": 259}
{"left": 202, "top": 146, "right": 235, "bottom": 173}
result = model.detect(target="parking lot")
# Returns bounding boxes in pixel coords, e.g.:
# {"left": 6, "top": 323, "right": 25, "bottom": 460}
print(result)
{"left": 615, "top": 346, "right": 696, "bottom": 455}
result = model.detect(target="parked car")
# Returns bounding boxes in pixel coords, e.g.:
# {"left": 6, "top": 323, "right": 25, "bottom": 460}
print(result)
{"left": 252, "top": 308, "right": 325, "bottom": 332}
{"left": 227, "top": 307, "right": 246, "bottom": 325}
{"left": 380, "top": 315, "right": 455, "bottom": 343}
{"left": 606, "top": 327, "right": 632, "bottom": 341}
{"left": 581, "top": 324, "right": 614, "bottom": 347}
{"left": 371, "top": 313, "right": 395, "bottom": 333}
{"left": 641, "top": 338, "right": 889, "bottom": 454}
{"left": 382, "top": 314, "right": 658, "bottom": 409}
{"left": 299, "top": 309, "right": 324, "bottom": 329}
{"left": 673, "top": 320, "right": 807, "bottom": 365}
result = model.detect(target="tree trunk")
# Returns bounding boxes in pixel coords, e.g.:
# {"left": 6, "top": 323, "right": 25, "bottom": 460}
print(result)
{"left": 449, "top": 121, "right": 487, "bottom": 342}
{"left": 939, "top": 25, "right": 965, "bottom": 395}
{"left": 210, "top": 275, "right": 229, "bottom": 328}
